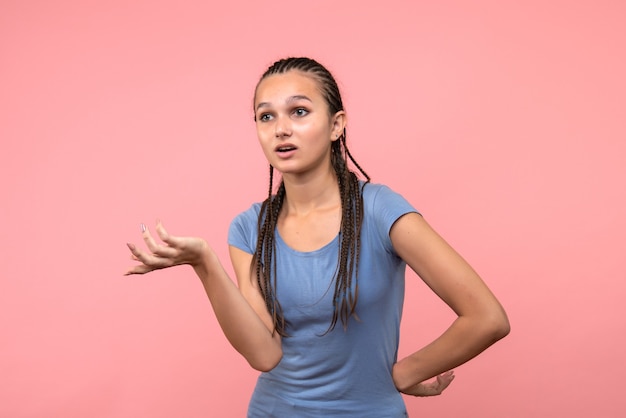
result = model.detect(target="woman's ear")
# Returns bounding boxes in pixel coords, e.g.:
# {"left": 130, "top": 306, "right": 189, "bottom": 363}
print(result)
{"left": 331, "top": 111, "right": 347, "bottom": 141}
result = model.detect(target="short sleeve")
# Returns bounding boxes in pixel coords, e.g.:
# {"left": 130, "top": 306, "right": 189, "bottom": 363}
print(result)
{"left": 227, "top": 203, "right": 262, "bottom": 254}
{"left": 363, "top": 183, "right": 419, "bottom": 254}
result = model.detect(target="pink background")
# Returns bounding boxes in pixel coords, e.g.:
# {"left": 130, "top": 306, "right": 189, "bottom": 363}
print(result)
{"left": 2, "top": 0, "right": 625, "bottom": 416}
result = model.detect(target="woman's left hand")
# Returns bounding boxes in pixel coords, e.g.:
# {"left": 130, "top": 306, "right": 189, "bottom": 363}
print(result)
{"left": 397, "top": 371, "right": 455, "bottom": 397}
{"left": 124, "top": 221, "right": 210, "bottom": 275}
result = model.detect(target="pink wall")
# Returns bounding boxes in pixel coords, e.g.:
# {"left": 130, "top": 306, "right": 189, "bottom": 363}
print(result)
{"left": 1, "top": 1, "right": 624, "bottom": 416}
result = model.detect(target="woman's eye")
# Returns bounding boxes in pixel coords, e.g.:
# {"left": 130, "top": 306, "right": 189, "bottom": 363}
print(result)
{"left": 259, "top": 113, "right": 272, "bottom": 122}
{"left": 293, "top": 108, "right": 308, "bottom": 117}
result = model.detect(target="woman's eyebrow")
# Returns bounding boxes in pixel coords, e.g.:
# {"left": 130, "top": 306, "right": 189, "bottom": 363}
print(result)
{"left": 256, "top": 95, "right": 313, "bottom": 111}
{"left": 286, "top": 95, "right": 312, "bottom": 104}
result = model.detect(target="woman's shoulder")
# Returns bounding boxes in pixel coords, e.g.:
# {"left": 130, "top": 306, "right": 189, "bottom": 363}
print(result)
{"left": 228, "top": 201, "right": 264, "bottom": 251}
{"left": 361, "top": 180, "right": 419, "bottom": 220}
{"left": 231, "top": 201, "right": 263, "bottom": 226}
{"left": 361, "top": 181, "right": 393, "bottom": 194}
{"left": 361, "top": 181, "right": 409, "bottom": 205}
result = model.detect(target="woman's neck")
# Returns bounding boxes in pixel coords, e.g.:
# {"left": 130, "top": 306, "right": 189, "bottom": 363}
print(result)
{"left": 281, "top": 167, "right": 340, "bottom": 216}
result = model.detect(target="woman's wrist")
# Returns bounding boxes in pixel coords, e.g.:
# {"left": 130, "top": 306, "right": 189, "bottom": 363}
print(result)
{"left": 191, "top": 241, "right": 217, "bottom": 278}
{"left": 392, "top": 358, "right": 413, "bottom": 391}
{"left": 393, "top": 356, "right": 428, "bottom": 391}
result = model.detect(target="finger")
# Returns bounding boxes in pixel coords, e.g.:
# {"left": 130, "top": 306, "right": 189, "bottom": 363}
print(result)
{"left": 124, "top": 245, "right": 154, "bottom": 275}
{"left": 127, "top": 244, "right": 141, "bottom": 261}
{"left": 141, "top": 223, "right": 160, "bottom": 252}
{"left": 127, "top": 242, "right": 140, "bottom": 257}
{"left": 124, "top": 264, "right": 156, "bottom": 275}
{"left": 442, "top": 370, "right": 455, "bottom": 382}
{"left": 127, "top": 242, "right": 173, "bottom": 270}
{"left": 411, "top": 382, "right": 439, "bottom": 397}
{"left": 435, "top": 371, "right": 455, "bottom": 391}
{"left": 142, "top": 223, "right": 177, "bottom": 258}
{"left": 127, "top": 242, "right": 151, "bottom": 264}
{"left": 409, "top": 372, "right": 455, "bottom": 397}
{"left": 155, "top": 220, "right": 183, "bottom": 248}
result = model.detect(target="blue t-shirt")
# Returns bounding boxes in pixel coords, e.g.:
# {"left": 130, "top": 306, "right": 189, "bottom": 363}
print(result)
{"left": 228, "top": 183, "right": 418, "bottom": 417}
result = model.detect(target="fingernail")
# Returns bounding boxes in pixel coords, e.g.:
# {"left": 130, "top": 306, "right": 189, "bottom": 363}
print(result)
{"left": 140, "top": 223, "right": 146, "bottom": 232}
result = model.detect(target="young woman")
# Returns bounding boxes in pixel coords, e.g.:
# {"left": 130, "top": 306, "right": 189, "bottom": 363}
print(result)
{"left": 125, "top": 57, "right": 510, "bottom": 417}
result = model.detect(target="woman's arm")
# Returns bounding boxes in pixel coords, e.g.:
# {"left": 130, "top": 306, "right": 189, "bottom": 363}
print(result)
{"left": 125, "top": 221, "right": 282, "bottom": 371}
{"left": 390, "top": 213, "right": 510, "bottom": 395}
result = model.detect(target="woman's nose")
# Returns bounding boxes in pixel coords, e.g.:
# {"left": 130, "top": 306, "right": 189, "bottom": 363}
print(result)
{"left": 275, "top": 115, "right": 292, "bottom": 138}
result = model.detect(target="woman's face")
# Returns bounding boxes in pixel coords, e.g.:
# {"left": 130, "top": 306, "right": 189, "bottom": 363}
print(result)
{"left": 254, "top": 71, "right": 345, "bottom": 178}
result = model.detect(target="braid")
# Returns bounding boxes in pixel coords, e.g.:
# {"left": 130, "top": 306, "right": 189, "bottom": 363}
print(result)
{"left": 253, "top": 57, "right": 371, "bottom": 336}
{"left": 326, "top": 129, "right": 369, "bottom": 333}
{"left": 342, "top": 128, "right": 370, "bottom": 181}
{"left": 255, "top": 165, "right": 288, "bottom": 336}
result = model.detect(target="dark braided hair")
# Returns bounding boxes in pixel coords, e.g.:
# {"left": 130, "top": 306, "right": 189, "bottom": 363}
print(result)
{"left": 253, "top": 57, "right": 370, "bottom": 336}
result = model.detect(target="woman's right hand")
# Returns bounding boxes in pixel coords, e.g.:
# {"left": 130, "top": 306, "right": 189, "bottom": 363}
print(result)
{"left": 395, "top": 371, "right": 455, "bottom": 397}
{"left": 125, "top": 221, "right": 210, "bottom": 275}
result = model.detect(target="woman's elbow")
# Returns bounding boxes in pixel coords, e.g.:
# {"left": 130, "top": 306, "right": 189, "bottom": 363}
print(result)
{"left": 486, "top": 308, "right": 511, "bottom": 342}
{"left": 249, "top": 349, "right": 283, "bottom": 372}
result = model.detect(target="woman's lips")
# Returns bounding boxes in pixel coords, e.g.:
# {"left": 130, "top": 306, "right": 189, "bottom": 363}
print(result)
{"left": 275, "top": 143, "right": 297, "bottom": 158}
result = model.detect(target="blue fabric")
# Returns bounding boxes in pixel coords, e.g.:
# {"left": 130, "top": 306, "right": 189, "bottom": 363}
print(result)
{"left": 228, "top": 183, "right": 418, "bottom": 417}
